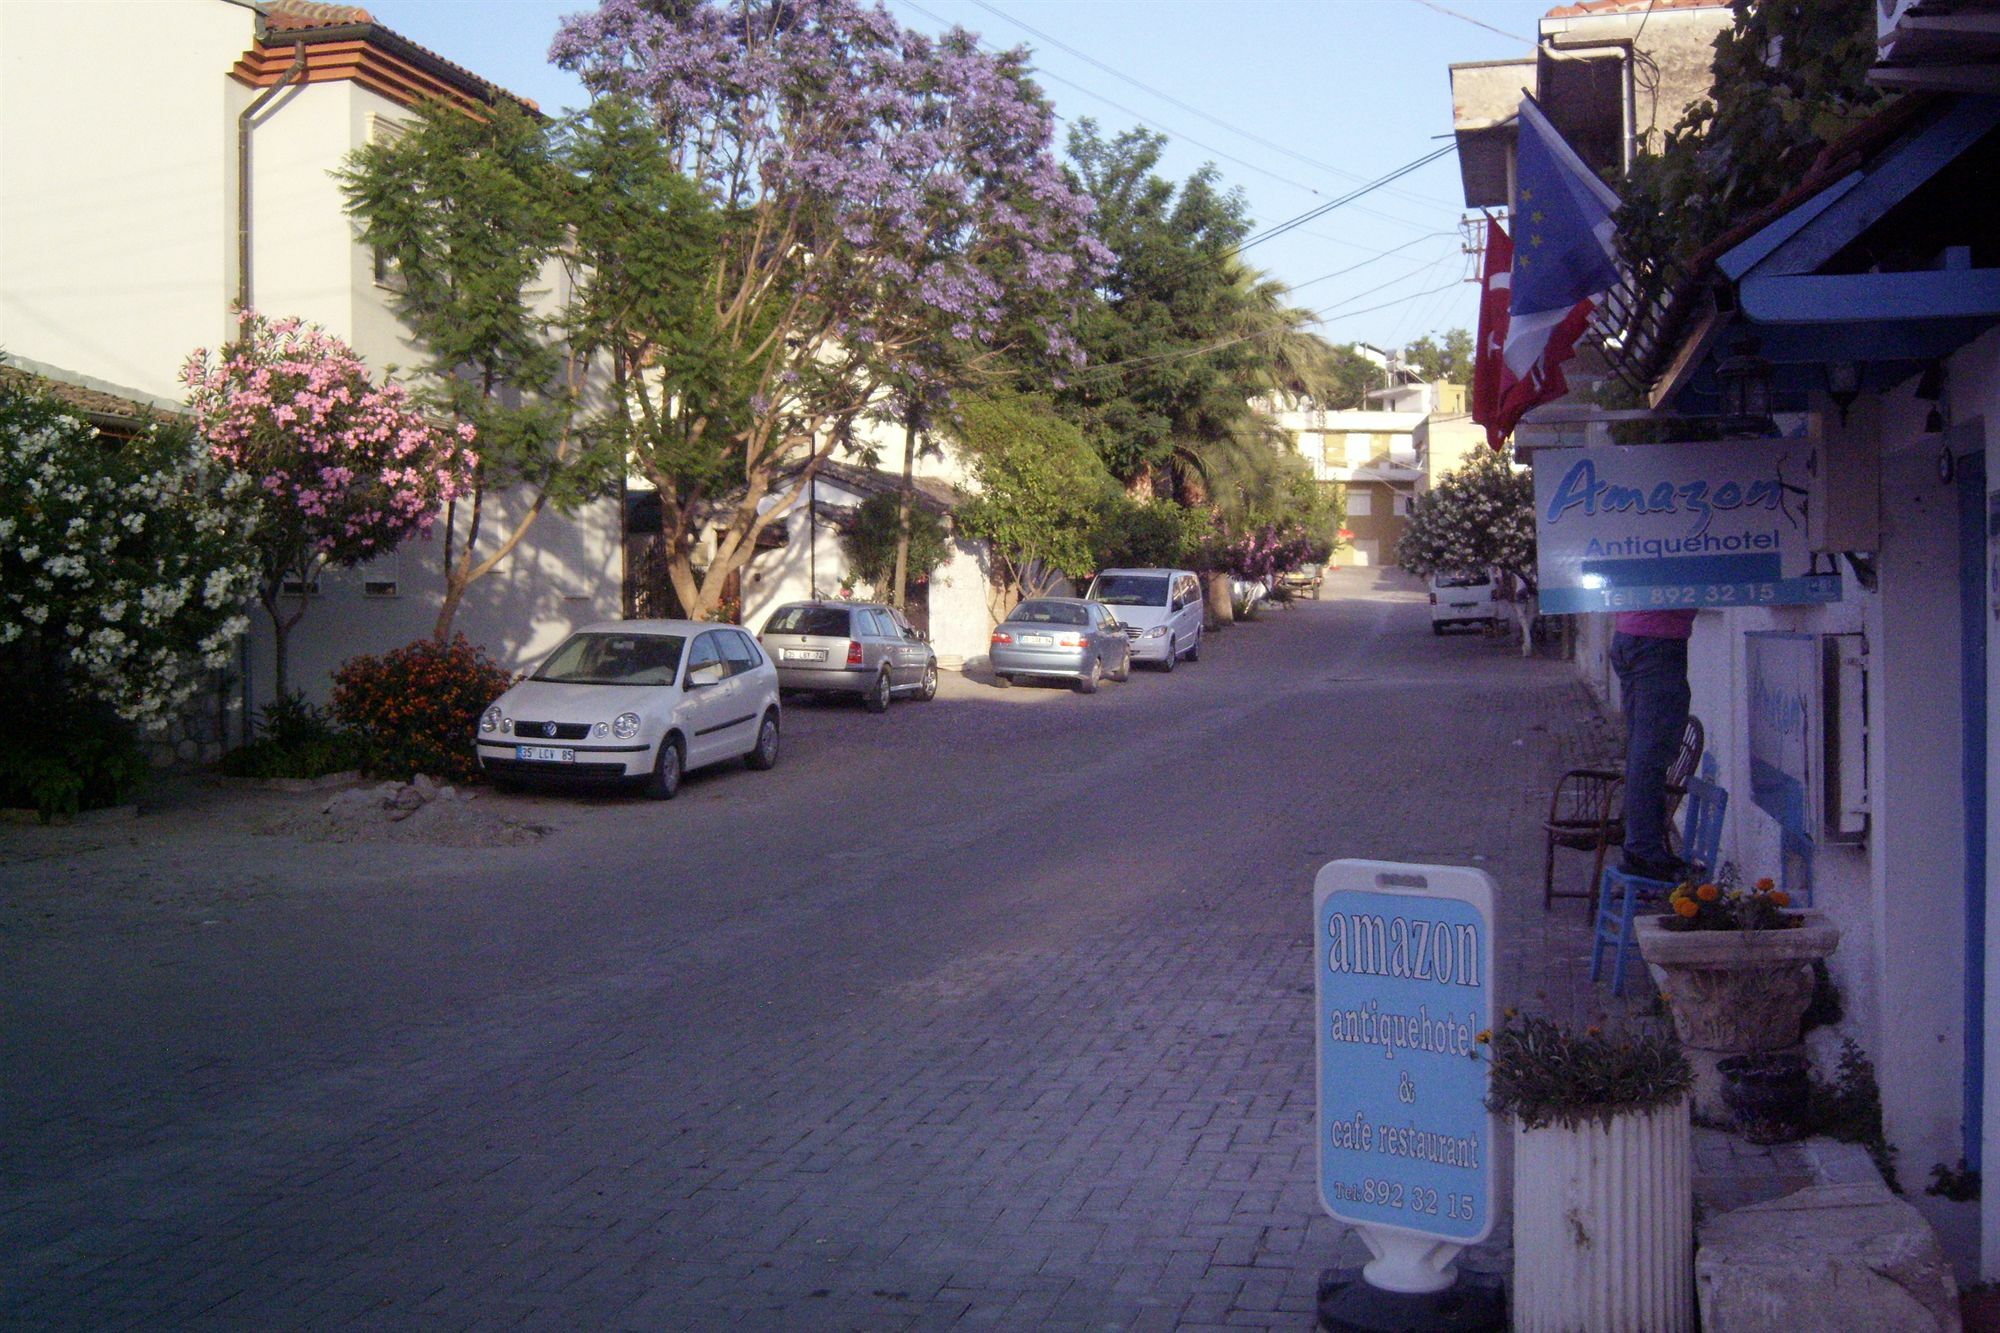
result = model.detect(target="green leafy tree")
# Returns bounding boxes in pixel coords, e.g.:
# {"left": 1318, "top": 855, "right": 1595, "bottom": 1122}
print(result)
{"left": 551, "top": 0, "right": 1108, "bottom": 620}
{"left": 1318, "top": 344, "right": 1388, "bottom": 410}
{"left": 1616, "top": 0, "right": 1882, "bottom": 310}
{"left": 840, "top": 493, "right": 951, "bottom": 594}
{"left": 1402, "top": 330, "right": 1474, "bottom": 384}
{"left": 951, "top": 394, "right": 1116, "bottom": 606}
{"left": 341, "top": 98, "right": 628, "bottom": 640}
{"left": 1090, "top": 497, "right": 1213, "bottom": 571}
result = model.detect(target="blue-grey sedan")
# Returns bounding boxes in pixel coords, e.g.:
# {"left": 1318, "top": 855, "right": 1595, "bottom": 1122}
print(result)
{"left": 988, "top": 597, "right": 1132, "bottom": 692}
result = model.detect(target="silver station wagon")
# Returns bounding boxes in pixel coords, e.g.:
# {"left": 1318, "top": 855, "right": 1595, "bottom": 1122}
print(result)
{"left": 757, "top": 600, "right": 938, "bottom": 712}
{"left": 988, "top": 596, "right": 1131, "bottom": 692}
{"left": 475, "top": 619, "right": 780, "bottom": 799}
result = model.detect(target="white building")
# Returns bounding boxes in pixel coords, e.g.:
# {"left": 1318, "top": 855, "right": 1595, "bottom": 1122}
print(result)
{"left": 0, "top": 0, "right": 622, "bottom": 719}
{"left": 1449, "top": 0, "right": 2000, "bottom": 1282}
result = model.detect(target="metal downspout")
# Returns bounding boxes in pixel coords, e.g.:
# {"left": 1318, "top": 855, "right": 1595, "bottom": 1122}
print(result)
{"left": 233, "top": 36, "right": 306, "bottom": 742}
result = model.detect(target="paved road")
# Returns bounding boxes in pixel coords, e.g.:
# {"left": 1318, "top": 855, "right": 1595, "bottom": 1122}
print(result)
{"left": 2, "top": 569, "right": 1621, "bottom": 1330}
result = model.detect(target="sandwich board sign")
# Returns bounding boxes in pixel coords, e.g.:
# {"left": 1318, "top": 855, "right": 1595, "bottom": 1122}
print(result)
{"left": 1314, "top": 860, "right": 1496, "bottom": 1294}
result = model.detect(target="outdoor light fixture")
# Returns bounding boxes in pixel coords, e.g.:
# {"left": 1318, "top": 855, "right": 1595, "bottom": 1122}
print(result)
{"left": 1716, "top": 337, "right": 1774, "bottom": 435}
{"left": 1824, "top": 361, "right": 1860, "bottom": 425}
{"left": 1915, "top": 361, "right": 1949, "bottom": 436}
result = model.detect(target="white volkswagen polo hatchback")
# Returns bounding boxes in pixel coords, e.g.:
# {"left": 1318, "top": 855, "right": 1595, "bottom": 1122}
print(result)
{"left": 476, "top": 619, "right": 781, "bottom": 799}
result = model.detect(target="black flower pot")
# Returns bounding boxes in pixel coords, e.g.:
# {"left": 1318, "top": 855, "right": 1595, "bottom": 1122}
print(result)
{"left": 1717, "top": 1049, "right": 1811, "bottom": 1144}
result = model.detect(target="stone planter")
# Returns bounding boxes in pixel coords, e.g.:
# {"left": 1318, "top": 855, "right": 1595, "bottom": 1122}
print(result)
{"left": 1512, "top": 1096, "right": 1694, "bottom": 1332}
{"left": 1634, "top": 911, "right": 1839, "bottom": 1118}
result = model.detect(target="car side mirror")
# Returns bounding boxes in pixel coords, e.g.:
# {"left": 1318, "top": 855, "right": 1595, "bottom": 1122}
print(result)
{"left": 686, "top": 661, "right": 726, "bottom": 688}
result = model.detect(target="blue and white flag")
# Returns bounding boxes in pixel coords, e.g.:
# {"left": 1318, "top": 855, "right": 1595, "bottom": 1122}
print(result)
{"left": 1503, "top": 96, "right": 1621, "bottom": 381}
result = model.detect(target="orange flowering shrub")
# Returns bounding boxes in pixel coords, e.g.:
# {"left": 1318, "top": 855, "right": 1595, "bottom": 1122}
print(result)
{"left": 1664, "top": 866, "right": 1801, "bottom": 931}
{"left": 332, "top": 635, "right": 514, "bottom": 783}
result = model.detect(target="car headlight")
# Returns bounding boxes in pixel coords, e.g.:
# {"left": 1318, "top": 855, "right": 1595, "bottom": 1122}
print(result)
{"left": 593, "top": 722, "right": 609, "bottom": 737}
{"left": 613, "top": 712, "right": 642, "bottom": 740}
{"left": 1145, "top": 626, "right": 1167, "bottom": 638}
{"left": 481, "top": 704, "right": 502, "bottom": 734}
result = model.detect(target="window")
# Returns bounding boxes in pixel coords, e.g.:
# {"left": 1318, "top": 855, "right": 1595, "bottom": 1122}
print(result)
{"left": 1346, "top": 490, "right": 1374, "bottom": 518}
{"left": 720, "top": 629, "right": 760, "bottom": 676}
{"left": 1322, "top": 433, "right": 1346, "bottom": 465}
{"left": 686, "top": 632, "right": 723, "bottom": 680}
{"left": 764, "top": 605, "right": 849, "bottom": 637}
{"left": 1393, "top": 493, "right": 1412, "bottom": 517}
{"left": 533, "top": 631, "right": 684, "bottom": 685}
{"left": 360, "top": 550, "right": 400, "bottom": 598}
{"left": 1090, "top": 573, "right": 1168, "bottom": 607}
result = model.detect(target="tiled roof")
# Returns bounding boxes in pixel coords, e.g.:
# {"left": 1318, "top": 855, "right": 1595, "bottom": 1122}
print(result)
{"left": 243, "top": 2, "right": 537, "bottom": 114}
{"left": 1545, "top": 0, "right": 1726, "bottom": 17}
{"left": 0, "top": 365, "right": 187, "bottom": 432}
{"left": 264, "top": 3, "right": 373, "bottom": 31}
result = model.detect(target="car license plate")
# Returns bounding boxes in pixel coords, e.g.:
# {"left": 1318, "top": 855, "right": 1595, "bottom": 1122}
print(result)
{"left": 516, "top": 745, "right": 574, "bottom": 763}
{"left": 1022, "top": 634, "right": 1052, "bottom": 646}
{"left": 782, "top": 648, "right": 827, "bottom": 661}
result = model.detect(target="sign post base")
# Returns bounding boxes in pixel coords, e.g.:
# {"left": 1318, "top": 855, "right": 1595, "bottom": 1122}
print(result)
{"left": 1316, "top": 1265, "right": 1506, "bottom": 1332}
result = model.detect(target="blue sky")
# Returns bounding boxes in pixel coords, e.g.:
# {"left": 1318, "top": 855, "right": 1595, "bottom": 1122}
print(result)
{"left": 365, "top": 0, "right": 1558, "bottom": 352}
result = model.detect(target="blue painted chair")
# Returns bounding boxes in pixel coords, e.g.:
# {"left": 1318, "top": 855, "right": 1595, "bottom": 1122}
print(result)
{"left": 1589, "top": 777, "right": 1729, "bottom": 996}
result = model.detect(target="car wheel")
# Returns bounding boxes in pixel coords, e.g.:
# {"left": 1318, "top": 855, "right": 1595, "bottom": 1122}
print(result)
{"left": 645, "top": 735, "right": 684, "bottom": 800}
{"left": 1160, "top": 636, "right": 1177, "bottom": 672}
{"left": 864, "top": 669, "right": 892, "bottom": 713}
{"left": 744, "top": 710, "right": 780, "bottom": 770}
{"left": 1074, "top": 656, "right": 1100, "bottom": 694}
{"left": 1108, "top": 651, "right": 1130, "bottom": 683}
{"left": 1186, "top": 632, "right": 1201, "bottom": 663}
{"left": 917, "top": 663, "right": 938, "bottom": 702}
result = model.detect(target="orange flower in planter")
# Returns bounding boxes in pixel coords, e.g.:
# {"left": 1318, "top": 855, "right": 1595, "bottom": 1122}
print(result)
{"left": 1755, "top": 877, "right": 1776, "bottom": 891}
{"left": 1696, "top": 883, "right": 1721, "bottom": 902}
{"left": 1768, "top": 889, "right": 1790, "bottom": 907}
{"left": 1674, "top": 897, "right": 1700, "bottom": 918}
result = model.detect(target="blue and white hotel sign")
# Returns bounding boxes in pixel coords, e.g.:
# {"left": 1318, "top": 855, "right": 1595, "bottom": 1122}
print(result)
{"left": 1534, "top": 441, "right": 1842, "bottom": 614}
{"left": 1314, "top": 860, "right": 1495, "bottom": 1292}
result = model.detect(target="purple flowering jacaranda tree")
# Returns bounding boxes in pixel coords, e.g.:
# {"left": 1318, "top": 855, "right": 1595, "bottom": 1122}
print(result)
{"left": 183, "top": 311, "right": 477, "bottom": 697}
{"left": 552, "top": 0, "right": 1110, "bottom": 620}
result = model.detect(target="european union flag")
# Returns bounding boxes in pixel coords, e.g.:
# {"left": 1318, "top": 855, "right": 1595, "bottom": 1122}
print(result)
{"left": 1503, "top": 96, "right": 1621, "bottom": 381}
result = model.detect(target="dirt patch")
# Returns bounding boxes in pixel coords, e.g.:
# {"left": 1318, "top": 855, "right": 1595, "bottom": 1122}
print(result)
{"left": 259, "top": 776, "right": 550, "bottom": 847}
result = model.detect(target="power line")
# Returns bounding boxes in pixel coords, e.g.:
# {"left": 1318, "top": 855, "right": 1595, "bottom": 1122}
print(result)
{"left": 1405, "top": 0, "right": 1531, "bottom": 44}
{"left": 893, "top": 0, "right": 1442, "bottom": 234}
{"left": 967, "top": 0, "right": 1459, "bottom": 212}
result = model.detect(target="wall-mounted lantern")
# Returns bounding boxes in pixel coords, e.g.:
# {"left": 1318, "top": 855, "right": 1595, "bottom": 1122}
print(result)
{"left": 1716, "top": 337, "right": 1774, "bottom": 435}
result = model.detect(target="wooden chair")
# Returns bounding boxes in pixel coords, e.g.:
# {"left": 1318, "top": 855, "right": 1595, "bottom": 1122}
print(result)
{"left": 1542, "top": 714, "right": 1705, "bottom": 912}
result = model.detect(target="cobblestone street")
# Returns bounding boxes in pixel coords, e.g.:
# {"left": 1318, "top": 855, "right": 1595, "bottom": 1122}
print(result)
{"left": 3, "top": 569, "right": 1640, "bottom": 1330}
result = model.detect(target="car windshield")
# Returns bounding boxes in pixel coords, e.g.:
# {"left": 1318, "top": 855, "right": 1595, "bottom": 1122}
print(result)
{"left": 1437, "top": 572, "right": 1490, "bottom": 588}
{"left": 534, "top": 632, "right": 685, "bottom": 685}
{"left": 765, "top": 605, "right": 851, "bottom": 637}
{"left": 1008, "top": 601, "right": 1088, "bottom": 626}
{"left": 1090, "top": 574, "right": 1168, "bottom": 607}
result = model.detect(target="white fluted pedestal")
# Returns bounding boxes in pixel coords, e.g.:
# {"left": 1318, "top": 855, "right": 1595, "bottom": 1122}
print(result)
{"left": 1511, "top": 1097, "right": 1693, "bottom": 1332}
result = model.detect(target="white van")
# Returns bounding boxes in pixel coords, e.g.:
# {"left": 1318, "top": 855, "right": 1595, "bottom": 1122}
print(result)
{"left": 1085, "top": 568, "right": 1204, "bottom": 670}
{"left": 1429, "top": 570, "right": 1499, "bottom": 634}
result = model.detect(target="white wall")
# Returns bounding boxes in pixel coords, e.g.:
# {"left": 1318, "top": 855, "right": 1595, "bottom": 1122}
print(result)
{"left": 3, "top": 0, "right": 627, "bottom": 711}
{"left": 1, "top": 0, "right": 246, "bottom": 397}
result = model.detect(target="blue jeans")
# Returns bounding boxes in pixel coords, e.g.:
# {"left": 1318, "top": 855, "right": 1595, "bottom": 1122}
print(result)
{"left": 1612, "top": 631, "right": 1690, "bottom": 869}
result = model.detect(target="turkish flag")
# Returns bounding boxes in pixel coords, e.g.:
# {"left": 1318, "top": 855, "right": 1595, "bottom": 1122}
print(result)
{"left": 1471, "top": 218, "right": 1516, "bottom": 450}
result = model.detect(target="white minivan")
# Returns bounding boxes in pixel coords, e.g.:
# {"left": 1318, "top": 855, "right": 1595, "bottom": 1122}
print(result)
{"left": 1429, "top": 570, "right": 1499, "bottom": 634}
{"left": 1085, "top": 568, "right": 1205, "bottom": 670}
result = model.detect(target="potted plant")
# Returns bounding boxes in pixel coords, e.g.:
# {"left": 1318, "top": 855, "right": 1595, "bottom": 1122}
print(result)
{"left": 1485, "top": 1013, "right": 1696, "bottom": 1333}
{"left": 1634, "top": 869, "right": 1840, "bottom": 1119}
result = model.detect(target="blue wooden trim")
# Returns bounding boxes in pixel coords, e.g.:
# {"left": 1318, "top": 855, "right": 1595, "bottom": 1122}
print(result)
{"left": 1958, "top": 449, "right": 1987, "bottom": 1174}
{"left": 1717, "top": 171, "right": 1863, "bottom": 281}
{"left": 1755, "top": 96, "right": 2000, "bottom": 279}
{"left": 1740, "top": 270, "right": 2000, "bottom": 324}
